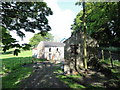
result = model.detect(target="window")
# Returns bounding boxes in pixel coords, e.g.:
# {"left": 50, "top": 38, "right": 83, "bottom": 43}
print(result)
{"left": 49, "top": 48, "right": 51, "bottom": 52}
{"left": 56, "top": 48, "right": 58, "bottom": 51}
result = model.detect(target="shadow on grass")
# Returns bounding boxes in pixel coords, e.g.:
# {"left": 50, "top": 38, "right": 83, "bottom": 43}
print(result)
{"left": 2, "top": 57, "right": 45, "bottom": 70}
{"left": 57, "top": 65, "right": 120, "bottom": 89}
{"left": 59, "top": 73, "right": 106, "bottom": 89}
{"left": 2, "top": 57, "right": 46, "bottom": 88}
{"left": 2, "top": 57, "right": 32, "bottom": 72}
{"left": 3, "top": 57, "right": 119, "bottom": 89}
{"left": 2, "top": 66, "right": 33, "bottom": 88}
{"left": 2, "top": 58, "right": 70, "bottom": 89}
{"left": 1, "top": 51, "right": 13, "bottom": 55}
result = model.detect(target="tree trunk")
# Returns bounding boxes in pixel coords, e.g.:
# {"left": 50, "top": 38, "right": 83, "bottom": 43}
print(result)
{"left": 82, "top": 1, "right": 88, "bottom": 70}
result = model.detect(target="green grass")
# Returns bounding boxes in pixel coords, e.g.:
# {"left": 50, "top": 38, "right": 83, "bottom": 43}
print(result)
{"left": 57, "top": 74, "right": 85, "bottom": 88}
{"left": 0, "top": 50, "right": 44, "bottom": 88}
{"left": 2, "top": 66, "right": 33, "bottom": 88}
{"left": 55, "top": 58, "right": 120, "bottom": 88}
{"left": 100, "top": 58, "right": 120, "bottom": 67}
{"left": 100, "top": 58, "right": 120, "bottom": 79}
{"left": 53, "top": 68, "right": 86, "bottom": 88}
{"left": 1, "top": 50, "right": 32, "bottom": 59}
{"left": 0, "top": 50, "right": 44, "bottom": 75}
{"left": 100, "top": 58, "right": 120, "bottom": 69}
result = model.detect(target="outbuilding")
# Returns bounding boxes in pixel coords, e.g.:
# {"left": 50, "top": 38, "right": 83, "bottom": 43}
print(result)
{"left": 32, "top": 41, "right": 64, "bottom": 62}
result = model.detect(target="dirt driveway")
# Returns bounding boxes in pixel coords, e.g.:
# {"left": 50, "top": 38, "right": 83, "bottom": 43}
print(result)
{"left": 20, "top": 61, "right": 68, "bottom": 89}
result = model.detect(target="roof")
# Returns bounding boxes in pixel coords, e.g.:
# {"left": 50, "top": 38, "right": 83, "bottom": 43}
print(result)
{"left": 39, "top": 41, "right": 64, "bottom": 47}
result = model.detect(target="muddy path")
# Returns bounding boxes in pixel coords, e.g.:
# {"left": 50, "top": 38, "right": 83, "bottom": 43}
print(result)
{"left": 20, "top": 61, "right": 68, "bottom": 89}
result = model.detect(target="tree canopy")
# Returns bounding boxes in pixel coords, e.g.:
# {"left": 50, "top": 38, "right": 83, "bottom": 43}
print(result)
{"left": 1, "top": 1, "right": 53, "bottom": 55}
{"left": 72, "top": 2, "right": 120, "bottom": 47}
{"left": 29, "top": 32, "right": 54, "bottom": 47}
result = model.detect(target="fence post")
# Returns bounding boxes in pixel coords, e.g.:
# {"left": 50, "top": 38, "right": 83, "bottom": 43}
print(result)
{"left": 101, "top": 50, "right": 104, "bottom": 60}
{"left": 109, "top": 51, "right": 113, "bottom": 68}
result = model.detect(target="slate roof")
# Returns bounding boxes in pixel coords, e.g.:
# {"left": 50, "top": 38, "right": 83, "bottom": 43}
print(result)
{"left": 41, "top": 41, "right": 64, "bottom": 47}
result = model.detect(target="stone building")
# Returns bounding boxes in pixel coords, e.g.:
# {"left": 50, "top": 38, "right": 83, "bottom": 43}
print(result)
{"left": 63, "top": 30, "right": 99, "bottom": 74}
{"left": 32, "top": 41, "right": 64, "bottom": 62}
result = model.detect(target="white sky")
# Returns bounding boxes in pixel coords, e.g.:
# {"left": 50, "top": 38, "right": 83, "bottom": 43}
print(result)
{"left": 10, "top": 0, "right": 82, "bottom": 44}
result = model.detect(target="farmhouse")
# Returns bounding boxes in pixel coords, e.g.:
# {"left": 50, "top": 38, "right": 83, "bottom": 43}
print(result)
{"left": 32, "top": 41, "right": 64, "bottom": 62}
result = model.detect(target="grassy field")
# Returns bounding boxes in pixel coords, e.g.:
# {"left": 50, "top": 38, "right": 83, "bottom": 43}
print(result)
{"left": 1, "top": 50, "right": 32, "bottom": 74}
{"left": 0, "top": 50, "right": 44, "bottom": 88}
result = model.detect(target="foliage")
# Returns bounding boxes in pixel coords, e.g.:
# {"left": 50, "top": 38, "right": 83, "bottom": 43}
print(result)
{"left": 1, "top": 1, "right": 53, "bottom": 55}
{"left": 72, "top": 2, "right": 120, "bottom": 47}
{"left": 29, "top": 32, "right": 54, "bottom": 47}
{"left": 1, "top": 27, "right": 32, "bottom": 55}
{"left": 1, "top": 26, "right": 18, "bottom": 53}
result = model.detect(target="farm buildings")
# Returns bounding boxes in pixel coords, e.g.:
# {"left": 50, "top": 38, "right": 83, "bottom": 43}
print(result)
{"left": 32, "top": 41, "right": 64, "bottom": 62}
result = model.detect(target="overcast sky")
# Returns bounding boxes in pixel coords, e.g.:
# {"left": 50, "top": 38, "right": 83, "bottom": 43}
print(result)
{"left": 10, "top": 0, "right": 82, "bottom": 44}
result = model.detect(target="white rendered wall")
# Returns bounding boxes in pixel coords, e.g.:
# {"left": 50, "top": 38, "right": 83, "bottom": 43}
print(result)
{"left": 44, "top": 47, "right": 64, "bottom": 61}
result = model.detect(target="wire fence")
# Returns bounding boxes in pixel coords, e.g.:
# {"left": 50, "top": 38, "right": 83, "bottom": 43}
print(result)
{"left": 97, "top": 48, "right": 120, "bottom": 61}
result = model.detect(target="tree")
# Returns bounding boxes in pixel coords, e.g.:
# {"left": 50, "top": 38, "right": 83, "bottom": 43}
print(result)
{"left": 82, "top": 1, "right": 88, "bottom": 70}
{"left": 1, "top": 1, "right": 53, "bottom": 55}
{"left": 75, "top": 0, "right": 88, "bottom": 70}
{"left": 1, "top": 26, "right": 20, "bottom": 56}
{"left": 87, "top": 2, "right": 120, "bottom": 47}
{"left": 72, "top": 2, "right": 120, "bottom": 47}
{"left": 29, "top": 33, "right": 54, "bottom": 47}
{"left": 84, "top": 2, "right": 120, "bottom": 47}
{"left": 72, "top": 2, "right": 120, "bottom": 71}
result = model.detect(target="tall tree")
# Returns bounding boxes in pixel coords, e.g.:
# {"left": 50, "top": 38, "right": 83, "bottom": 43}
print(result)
{"left": 1, "top": 1, "right": 53, "bottom": 55}
{"left": 29, "top": 33, "right": 54, "bottom": 47}
{"left": 82, "top": 1, "right": 88, "bottom": 70}
{"left": 87, "top": 2, "right": 120, "bottom": 47}
{"left": 75, "top": 0, "right": 88, "bottom": 70}
{"left": 72, "top": 2, "right": 120, "bottom": 47}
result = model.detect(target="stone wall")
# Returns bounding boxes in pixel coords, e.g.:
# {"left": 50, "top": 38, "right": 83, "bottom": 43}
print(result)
{"left": 63, "top": 30, "right": 98, "bottom": 74}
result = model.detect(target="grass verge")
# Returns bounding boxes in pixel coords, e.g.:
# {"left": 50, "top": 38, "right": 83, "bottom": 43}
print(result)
{"left": 2, "top": 66, "right": 33, "bottom": 88}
